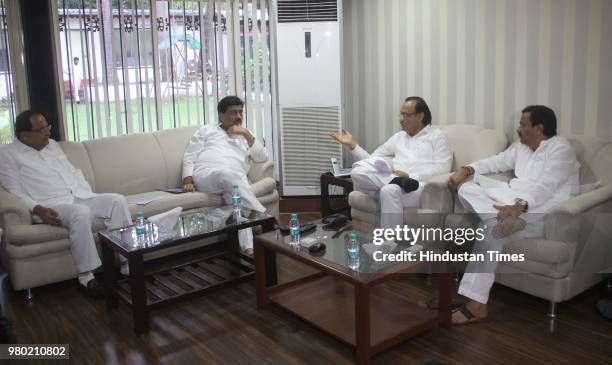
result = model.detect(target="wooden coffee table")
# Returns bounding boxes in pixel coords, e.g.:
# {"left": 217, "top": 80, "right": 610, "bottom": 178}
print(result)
{"left": 99, "top": 206, "right": 275, "bottom": 335}
{"left": 254, "top": 221, "right": 452, "bottom": 365}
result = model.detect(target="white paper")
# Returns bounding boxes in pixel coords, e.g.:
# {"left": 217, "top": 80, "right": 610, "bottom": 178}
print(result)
{"left": 373, "top": 158, "right": 393, "bottom": 174}
{"left": 474, "top": 174, "right": 519, "bottom": 205}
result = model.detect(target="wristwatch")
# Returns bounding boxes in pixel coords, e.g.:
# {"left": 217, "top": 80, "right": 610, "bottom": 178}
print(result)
{"left": 515, "top": 198, "right": 528, "bottom": 212}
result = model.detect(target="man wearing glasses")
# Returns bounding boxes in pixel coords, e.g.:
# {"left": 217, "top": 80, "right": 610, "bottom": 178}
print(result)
{"left": 330, "top": 96, "right": 452, "bottom": 229}
{"left": 0, "top": 111, "right": 131, "bottom": 298}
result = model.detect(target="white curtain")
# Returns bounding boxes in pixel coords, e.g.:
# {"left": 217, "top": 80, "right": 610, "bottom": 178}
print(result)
{"left": 53, "top": 0, "right": 273, "bottom": 148}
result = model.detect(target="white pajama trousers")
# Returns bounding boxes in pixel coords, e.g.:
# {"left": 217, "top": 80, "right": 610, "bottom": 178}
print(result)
{"left": 194, "top": 168, "right": 265, "bottom": 251}
{"left": 350, "top": 163, "right": 424, "bottom": 229}
{"left": 457, "top": 182, "right": 542, "bottom": 304}
{"left": 51, "top": 193, "right": 132, "bottom": 274}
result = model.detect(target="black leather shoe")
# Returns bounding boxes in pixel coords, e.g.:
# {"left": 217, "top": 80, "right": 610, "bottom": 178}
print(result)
{"left": 81, "top": 279, "right": 105, "bottom": 299}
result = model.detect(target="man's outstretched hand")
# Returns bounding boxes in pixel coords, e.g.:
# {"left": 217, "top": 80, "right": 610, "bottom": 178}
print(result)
{"left": 329, "top": 129, "right": 357, "bottom": 150}
{"left": 33, "top": 205, "right": 62, "bottom": 226}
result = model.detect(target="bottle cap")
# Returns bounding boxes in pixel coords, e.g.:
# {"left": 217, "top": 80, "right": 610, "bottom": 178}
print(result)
{"left": 136, "top": 211, "right": 144, "bottom": 218}
{"left": 232, "top": 184, "right": 239, "bottom": 189}
{"left": 291, "top": 213, "right": 298, "bottom": 219}
{"left": 349, "top": 233, "right": 357, "bottom": 240}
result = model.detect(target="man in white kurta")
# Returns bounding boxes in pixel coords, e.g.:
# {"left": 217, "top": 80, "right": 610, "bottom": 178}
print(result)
{"left": 448, "top": 105, "right": 580, "bottom": 324}
{"left": 71, "top": 57, "right": 83, "bottom": 103}
{"left": 181, "top": 96, "right": 267, "bottom": 254}
{"left": 330, "top": 97, "right": 452, "bottom": 229}
{"left": 0, "top": 111, "right": 132, "bottom": 298}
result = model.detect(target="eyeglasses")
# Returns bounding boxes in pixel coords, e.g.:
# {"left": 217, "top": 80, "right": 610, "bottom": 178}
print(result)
{"left": 31, "top": 125, "right": 52, "bottom": 133}
{"left": 400, "top": 112, "right": 418, "bottom": 118}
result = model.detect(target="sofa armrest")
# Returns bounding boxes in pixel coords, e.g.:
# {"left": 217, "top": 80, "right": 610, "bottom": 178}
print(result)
{"left": 248, "top": 160, "right": 274, "bottom": 183}
{"left": 0, "top": 186, "right": 32, "bottom": 227}
{"left": 421, "top": 173, "right": 454, "bottom": 213}
{"left": 544, "top": 185, "right": 612, "bottom": 263}
{"left": 549, "top": 185, "right": 612, "bottom": 216}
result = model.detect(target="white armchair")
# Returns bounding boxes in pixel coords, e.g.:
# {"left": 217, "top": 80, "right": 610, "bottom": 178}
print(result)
{"left": 420, "top": 133, "right": 612, "bottom": 317}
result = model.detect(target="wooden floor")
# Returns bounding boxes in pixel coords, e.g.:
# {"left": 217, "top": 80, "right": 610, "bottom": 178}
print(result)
{"left": 3, "top": 212, "right": 612, "bottom": 365}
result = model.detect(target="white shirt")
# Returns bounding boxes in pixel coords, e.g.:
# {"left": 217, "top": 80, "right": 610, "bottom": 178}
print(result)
{"left": 182, "top": 124, "right": 268, "bottom": 179}
{"left": 469, "top": 136, "right": 580, "bottom": 213}
{"left": 351, "top": 125, "right": 453, "bottom": 182}
{"left": 0, "top": 139, "right": 95, "bottom": 211}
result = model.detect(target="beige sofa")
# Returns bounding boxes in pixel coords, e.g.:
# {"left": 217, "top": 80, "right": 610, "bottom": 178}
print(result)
{"left": 0, "top": 126, "right": 279, "bottom": 294}
{"left": 357, "top": 124, "right": 612, "bottom": 317}
{"left": 349, "top": 124, "right": 509, "bottom": 226}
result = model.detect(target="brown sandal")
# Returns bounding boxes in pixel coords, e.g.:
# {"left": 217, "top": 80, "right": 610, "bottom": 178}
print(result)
{"left": 452, "top": 305, "right": 486, "bottom": 325}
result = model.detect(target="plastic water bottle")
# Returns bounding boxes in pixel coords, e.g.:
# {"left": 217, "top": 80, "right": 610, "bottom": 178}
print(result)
{"left": 347, "top": 233, "right": 360, "bottom": 270}
{"left": 232, "top": 184, "right": 241, "bottom": 221}
{"left": 135, "top": 211, "right": 146, "bottom": 241}
{"left": 289, "top": 213, "right": 300, "bottom": 244}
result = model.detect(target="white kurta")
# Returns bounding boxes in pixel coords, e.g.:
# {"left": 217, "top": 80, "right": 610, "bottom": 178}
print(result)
{"left": 351, "top": 125, "right": 453, "bottom": 182}
{"left": 467, "top": 136, "right": 580, "bottom": 213}
{"left": 349, "top": 125, "right": 452, "bottom": 229}
{"left": 0, "top": 139, "right": 131, "bottom": 274}
{"left": 458, "top": 136, "right": 580, "bottom": 304}
{"left": 72, "top": 64, "right": 83, "bottom": 102}
{"left": 0, "top": 139, "right": 96, "bottom": 211}
{"left": 182, "top": 124, "right": 268, "bottom": 250}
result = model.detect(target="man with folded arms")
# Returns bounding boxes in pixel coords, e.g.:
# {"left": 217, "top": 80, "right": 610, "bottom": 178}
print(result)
{"left": 330, "top": 96, "right": 452, "bottom": 229}
{"left": 0, "top": 111, "right": 132, "bottom": 298}
{"left": 447, "top": 105, "right": 580, "bottom": 324}
{"left": 181, "top": 96, "right": 268, "bottom": 256}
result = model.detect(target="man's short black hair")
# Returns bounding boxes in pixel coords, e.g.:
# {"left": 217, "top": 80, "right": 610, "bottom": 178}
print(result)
{"left": 522, "top": 105, "right": 557, "bottom": 137}
{"left": 404, "top": 96, "right": 432, "bottom": 126}
{"left": 217, "top": 96, "right": 243, "bottom": 114}
{"left": 15, "top": 110, "right": 41, "bottom": 138}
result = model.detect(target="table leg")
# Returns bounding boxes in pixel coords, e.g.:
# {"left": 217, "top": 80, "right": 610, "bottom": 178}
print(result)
{"left": 261, "top": 217, "right": 275, "bottom": 233}
{"left": 355, "top": 284, "right": 372, "bottom": 365}
{"left": 321, "top": 175, "right": 330, "bottom": 217}
{"left": 101, "top": 242, "right": 118, "bottom": 309}
{"left": 438, "top": 273, "right": 452, "bottom": 327}
{"left": 227, "top": 228, "right": 240, "bottom": 253}
{"left": 255, "top": 240, "right": 268, "bottom": 308}
{"left": 129, "top": 254, "right": 148, "bottom": 335}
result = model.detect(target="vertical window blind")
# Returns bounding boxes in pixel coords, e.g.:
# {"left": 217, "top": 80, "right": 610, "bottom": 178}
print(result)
{"left": 56, "top": 0, "right": 272, "bottom": 149}
{"left": 0, "top": 0, "right": 17, "bottom": 144}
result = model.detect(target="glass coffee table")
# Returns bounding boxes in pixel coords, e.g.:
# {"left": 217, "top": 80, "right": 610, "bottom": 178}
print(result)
{"left": 254, "top": 220, "right": 452, "bottom": 365}
{"left": 98, "top": 206, "right": 275, "bottom": 335}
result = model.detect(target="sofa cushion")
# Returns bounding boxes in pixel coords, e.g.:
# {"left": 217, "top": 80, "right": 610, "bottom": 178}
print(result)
{"left": 84, "top": 133, "right": 167, "bottom": 195}
{"left": 127, "top": 191, "right": 223, "bottom": 218}
{"left": 438, "top": 124, "right": 508, "bottom": 169}
{"left": 153, "top": 126, "right": 200, "bottom": 189}
{"left": 567, "top": 136, "right": 612, "bottom": 185}
{"left": 59, "top": 141, "right": 96, "bottom": 191}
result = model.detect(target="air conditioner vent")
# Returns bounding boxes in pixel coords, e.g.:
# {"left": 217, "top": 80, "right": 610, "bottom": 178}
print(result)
{"left": 278, "top": 0, "right": 337, "bottom": 23}
{"left": 280, "top": 106, "right": 341, "bottom": 187}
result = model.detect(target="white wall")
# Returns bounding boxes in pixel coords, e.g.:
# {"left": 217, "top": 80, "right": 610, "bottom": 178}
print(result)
{"left": 342, "top": 0, "right": 612, "bottom": 152}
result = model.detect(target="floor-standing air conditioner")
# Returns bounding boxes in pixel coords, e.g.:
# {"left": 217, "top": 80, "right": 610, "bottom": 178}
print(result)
{"left": 273, "top": 0, "right": 343, "bottom": 196}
